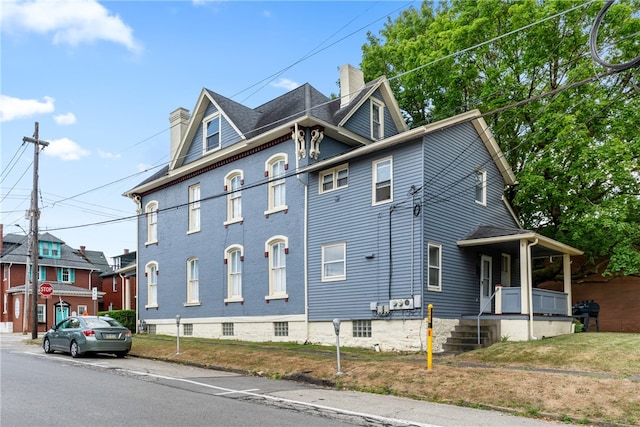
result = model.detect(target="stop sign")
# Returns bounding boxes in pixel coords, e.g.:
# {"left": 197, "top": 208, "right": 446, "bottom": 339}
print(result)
{"left": 39, "top": 283, "right": 53, "bottom": 297}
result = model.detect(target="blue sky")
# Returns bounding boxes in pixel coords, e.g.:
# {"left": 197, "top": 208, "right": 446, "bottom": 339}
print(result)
{"left": 1, "top": 0, "right": 416, "bottom": 261}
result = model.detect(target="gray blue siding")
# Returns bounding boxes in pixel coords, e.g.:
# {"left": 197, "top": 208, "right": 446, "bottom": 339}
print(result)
{"left": 137, "top": 139, "right": 306, "bottom": 321}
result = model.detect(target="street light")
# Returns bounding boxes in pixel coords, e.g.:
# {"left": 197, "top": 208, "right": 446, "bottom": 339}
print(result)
{"left": 15, "top": 225, "right": 30, "bottom": 334}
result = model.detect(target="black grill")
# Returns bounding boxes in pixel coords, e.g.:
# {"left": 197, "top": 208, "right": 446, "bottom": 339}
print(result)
{"left": 572, "top": 300, "right": 600, "bottom": 332}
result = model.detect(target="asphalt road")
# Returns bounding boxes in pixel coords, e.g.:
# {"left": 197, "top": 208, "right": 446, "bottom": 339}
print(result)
{"left": 1, "top": 334, "right": 573, "bottom": 427}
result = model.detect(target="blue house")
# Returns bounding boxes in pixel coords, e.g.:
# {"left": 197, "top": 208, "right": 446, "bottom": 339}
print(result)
{"left": 125, "top": 65, "right": 581, "bottom": 351}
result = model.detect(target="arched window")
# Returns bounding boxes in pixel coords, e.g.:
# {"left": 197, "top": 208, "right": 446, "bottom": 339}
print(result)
{"left": 145, "top": 261, "right": 159, "bottom": 307}
{"left": 145, "top": 201, "right": 158, "bottom": 244}
{"left": 186, "top": 258, "right": 199, "bottom": 304}
{"left": 224, "top": 245, "right": 243, "bottom": 303}
{"left": 224, "top": 170, "right": 243, "bottom": 225}
{"left": 265, "top": 236, "right": 288, "bottom": 299}
{"left": 264, "top": 154, "right": 287, "bottom": 214}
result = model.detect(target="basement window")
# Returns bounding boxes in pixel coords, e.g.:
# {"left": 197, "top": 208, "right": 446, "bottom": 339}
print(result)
{"left": 353, "top": 320, "right": 372, "bottom": 338}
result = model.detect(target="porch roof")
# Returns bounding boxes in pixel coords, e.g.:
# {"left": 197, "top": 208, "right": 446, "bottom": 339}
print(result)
{"left": 457, "top": 225, "right": 583, "bottom": 257}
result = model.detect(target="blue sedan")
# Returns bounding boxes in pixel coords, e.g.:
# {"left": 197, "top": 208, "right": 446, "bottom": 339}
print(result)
{"left": 43, "top": 315, "right": 132, "bottom": 358}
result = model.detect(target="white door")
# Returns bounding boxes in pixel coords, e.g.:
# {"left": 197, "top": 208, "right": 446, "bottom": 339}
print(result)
{"left": 480, "top": 255, "right": 493, "bottom": 313}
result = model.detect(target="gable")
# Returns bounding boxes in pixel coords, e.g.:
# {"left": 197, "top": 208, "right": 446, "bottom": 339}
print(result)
{"left": 171, "top": 90, "right": 249, "bottom": 170}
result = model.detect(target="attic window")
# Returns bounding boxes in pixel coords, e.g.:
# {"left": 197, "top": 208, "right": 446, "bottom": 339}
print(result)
{"left": 371, "top": 99, "right": 384, "bottom": 140}
{"left": 204, "top": 114, "right": 221, "bottom": 152}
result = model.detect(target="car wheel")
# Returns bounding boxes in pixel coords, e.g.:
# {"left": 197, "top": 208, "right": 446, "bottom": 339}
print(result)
{"left": 70, "top": 341, "right": 81, "bottom": 358}
{"left": 43, "top": 338, "right": 54, "bottom": 354}
{"left": 115, "top": 351, "right": 128, "bottom": 358}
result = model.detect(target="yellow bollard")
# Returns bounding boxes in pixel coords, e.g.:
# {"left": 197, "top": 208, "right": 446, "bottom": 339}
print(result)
{"left": 427, "top": 304, "right": 433, "bottom": 370}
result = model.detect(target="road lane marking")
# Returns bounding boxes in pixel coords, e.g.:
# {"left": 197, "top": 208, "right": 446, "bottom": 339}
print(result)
{"left": 122, "top": 369, "right": 439, "bottom": 427}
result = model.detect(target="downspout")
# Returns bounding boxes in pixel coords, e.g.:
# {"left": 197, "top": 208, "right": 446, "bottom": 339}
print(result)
{"left": 293, "top": 122, "right": 310, "bottom": 343}
{"left": 129, "top": 194, "right": 142, "bottom": 332}
{"left": 527, "top": 238, "right": 539, "bottom": 340}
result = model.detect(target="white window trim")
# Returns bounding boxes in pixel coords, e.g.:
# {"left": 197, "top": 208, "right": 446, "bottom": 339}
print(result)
{"left": 145, "top": 262, "right": 159, "bottom": 309}
{"left": 319, "top": 163, "right": 349, "bottom": 194}
{"left": 186, "top": 257, "right": 200, "bottom": 305}
{"left": 264, "top": 153, "right": 288, "bottom": 216}
{"left": 77, "top": 305, "right": 88, "bottom": 316}
{"left": 427, "top": 243, "right": 442, "bottom": 292}
{"left": 370, "top": 99, "right": 384, "bottom": 140}
{"left": 203, "top": 113, "right": 221, "bottom": 153}
{"left": 265, "top": 235, "right": 288, "bottom": 300}
{"left": 372, "top": 156, "right": 393, "bottom": 206}
{"left": 321, "top": 242, "right": 346, "bottom": 282}
{"left": 475, "top": 169, "right": 487, "bottom": 206}
{"left": 224, "top": 170, "right": 244, "bottom": 226}
{"left": 188, "top": 184, "right": 201, "bottom": 234}
{"left": 224, "top": 244, "right": 244, "bottom": 303}
{"left": 145, "top": 201, "right": 158, "bottom": 245}
{"left": 37, "top": 304, "right": 46, "bottom": 323}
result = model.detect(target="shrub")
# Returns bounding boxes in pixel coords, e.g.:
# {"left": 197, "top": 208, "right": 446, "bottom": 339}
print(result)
{"left": 99, "top": 309, "right": 136, "bottom": 332}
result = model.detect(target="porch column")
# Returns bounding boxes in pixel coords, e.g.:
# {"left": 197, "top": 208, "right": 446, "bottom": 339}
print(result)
{"left": 494, "top": 284, "right": 503, "bottom": 314}
{"left": 519, "top": 239, "right": 529, "bottom": 314}
{"left": 563, "top": 253, "right": 572, "bottom": 316}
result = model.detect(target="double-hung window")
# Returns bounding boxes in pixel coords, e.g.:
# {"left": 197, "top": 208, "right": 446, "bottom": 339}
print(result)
{"left": 188, "top": 184, "right": 201, "bottom": 233}
{"left": 319, "top": 164, "right": 348, "bottom": 193}
{"left": 57, "top": 268, "right": 74, "bottom": 283}
{"left": 266, "top": 236, "right": 287, "bottom": 299}
{"left": 224, "top": 245, "right": 243, "bottom": 303}
{"left": 146, "top": 201, "right": 158, "bottom": 244}
{"left": 322, "top": 242, "right": 346, "bottom": 281}
{"left": 427, "top": 243, "right": 442, "bottom": 291}
{"left": 204, "top": 114, "right": 221, "bottom": 152}
{"left": 265, "top": 154, "right": 287, "bottom": 214}
{"left": 186, "top": 258, "right": 199, "bottom": 304}
{"left": 372, "top": 157, "right": 392, "bottom": 205}
{"left": 475, "top": 169, "right": 486, "bottom": 206}
{"left": 371, "top": 99, "right": 384, "bottom": 140}
{"left": 225, "top": 171, "right": 243, "bottom": 224}
{"left": 146, "top": 262, "right": 158, "bottom": 308}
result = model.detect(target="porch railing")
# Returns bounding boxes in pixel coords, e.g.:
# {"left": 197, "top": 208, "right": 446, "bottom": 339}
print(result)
{"left": 501, "top": 287, "right": 568, "bottom": 315}
{"left": 477, "top": 288, "right": 500, "bottom": 345}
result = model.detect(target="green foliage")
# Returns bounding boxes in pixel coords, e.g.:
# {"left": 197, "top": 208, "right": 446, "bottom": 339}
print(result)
{"left": 360, "top": 0, "right": 640, "bottom": 275}
{"left": 98, "top": 309, "right": 136, "bottom": 332}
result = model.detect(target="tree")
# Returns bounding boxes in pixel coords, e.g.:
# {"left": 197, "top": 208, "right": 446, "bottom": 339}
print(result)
{"left": 361, "top": 0, "right": 640, "bottom": 275}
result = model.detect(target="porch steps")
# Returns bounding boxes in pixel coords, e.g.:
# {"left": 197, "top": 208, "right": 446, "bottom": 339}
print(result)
{"left": 442, "top": 321, "right": 498, "bottom": 354}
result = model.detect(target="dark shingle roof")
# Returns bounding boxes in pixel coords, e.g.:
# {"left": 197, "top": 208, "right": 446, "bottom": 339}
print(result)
{"left": 461, "top": 225, "right": 529, "bottom": 240}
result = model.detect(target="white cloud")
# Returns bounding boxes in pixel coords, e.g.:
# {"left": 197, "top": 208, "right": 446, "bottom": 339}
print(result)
{"left": 54, "top": 112, "right": 76, "bottom": 125}
{"left": 0, "top": 0, "right": 142, "bottom": 52}
{"left": 271, "top": 78, "right": 299, "bottom": 91}
{"left": 0, "top": 94, "right": 55, "bottom": 122}
{"left": 98, "top": 150, "right": 121, "bottom": 159}
{"left": 43, "top": 137, "right": 90, "bottom": 160}
{"left": 263, "top": 10, "right": 272, "bottom": 18}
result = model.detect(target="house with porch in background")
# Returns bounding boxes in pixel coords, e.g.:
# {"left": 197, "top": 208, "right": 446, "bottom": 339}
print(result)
{"left": 124, "top": 64, "right": 582, "bottom": 351}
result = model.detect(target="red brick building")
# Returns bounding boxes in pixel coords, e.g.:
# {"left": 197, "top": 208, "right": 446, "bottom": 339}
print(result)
{"left": 0, "top": 225, "right": 112, "bottom": 333}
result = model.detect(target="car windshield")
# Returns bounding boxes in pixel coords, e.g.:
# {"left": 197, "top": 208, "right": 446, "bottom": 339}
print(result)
{"left": 84, "top": 318, "right": 122, "bottom": 328}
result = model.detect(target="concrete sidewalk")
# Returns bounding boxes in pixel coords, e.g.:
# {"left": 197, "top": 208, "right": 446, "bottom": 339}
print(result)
{"left": 0, "top": 333, "right": 586, "bottom": 426}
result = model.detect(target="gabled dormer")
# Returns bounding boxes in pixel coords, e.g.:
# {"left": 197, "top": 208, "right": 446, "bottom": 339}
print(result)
{"left": 334, "top": 64, "right": 408, "bottom": 142}
{"left": 38, "top": 232, "right": 63, "bottom": 259}
{"left": 169, "top": 90, "right": 260, "bottom": 171}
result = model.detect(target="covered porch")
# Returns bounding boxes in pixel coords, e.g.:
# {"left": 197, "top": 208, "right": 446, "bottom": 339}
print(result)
{"left": 457, "top": 225, "right": 583, "bottom": 341}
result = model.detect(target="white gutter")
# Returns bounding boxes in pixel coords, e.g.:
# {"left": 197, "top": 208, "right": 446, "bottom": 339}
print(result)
{"left": 527, "top": 238, "right": 539, "bottom": 340}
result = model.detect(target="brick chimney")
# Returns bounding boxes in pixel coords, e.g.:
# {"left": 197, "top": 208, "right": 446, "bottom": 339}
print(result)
{"left": 340, "top": 64, "right": 365, "bottom": 109}
{"left": 80, "top": 245, "right": 86, "bottom": 255}
{"left": 124, "top": 249, "right": 129, "bottom": 254}
{"left": 169, "top": 107, "right": 190, "bottom": 165}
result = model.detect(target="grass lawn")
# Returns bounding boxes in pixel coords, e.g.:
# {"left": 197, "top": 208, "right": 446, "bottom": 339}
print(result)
{"left": 128, "top": 332, "right": 640, "bottom": 426}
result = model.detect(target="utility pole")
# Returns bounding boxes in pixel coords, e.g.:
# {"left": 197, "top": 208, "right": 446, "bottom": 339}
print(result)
{"left": 23, "top": 122, "right": 49, "bottom": 339}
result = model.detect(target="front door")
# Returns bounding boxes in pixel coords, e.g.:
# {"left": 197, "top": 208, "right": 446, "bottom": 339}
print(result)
{"left": 480, "top": 255, "right": 493, "bottom": 313}
{"left": 55, "top": 305, "right": 69, "bottom": 325}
